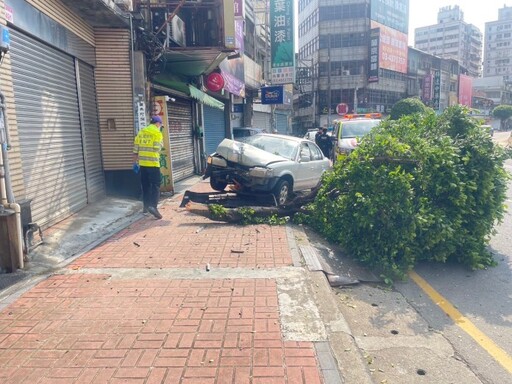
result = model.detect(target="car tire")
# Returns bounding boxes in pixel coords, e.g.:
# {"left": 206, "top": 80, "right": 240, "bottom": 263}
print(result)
{"left": 274, "top": 179, "right": 290, "bottom": 206}
{"left": 210, "top": 178, "right": 227, "bottom": 191}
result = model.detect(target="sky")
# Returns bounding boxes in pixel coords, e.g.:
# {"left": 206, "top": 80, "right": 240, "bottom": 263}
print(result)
{"left": 408, "top": 1, "right": 512, "bottom": 44}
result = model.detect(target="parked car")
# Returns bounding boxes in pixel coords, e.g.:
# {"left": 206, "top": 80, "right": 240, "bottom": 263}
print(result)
{"left": 233, "top": 127, "right": 266, "bottom": 141}
{"left": 204, "top": 134, "right": 332, "bottom": 205}
{"left": 303, "top": 128, "right": 332, "bottom": 142}
{"left": 332, "top": 113, "right": 382, "bottom": 161}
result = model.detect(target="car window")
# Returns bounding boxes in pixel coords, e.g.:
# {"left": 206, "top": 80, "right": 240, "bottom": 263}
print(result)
{"left": 332, "top": 123, "right": 340, "bottom": 139}
{"left": 342, "top": 120, "right": 380, "bottom": 138}
{"left": 299, "top": 144, "right": 312, "bottom": 161}
{"left": 233, "top": 129, "right": 250, "bottom": 138}
{"left": 308, "top": 143, "right": 324, "bottom": 160}
{"left": 244, "top": 135, "right": 298, "bottom": 160}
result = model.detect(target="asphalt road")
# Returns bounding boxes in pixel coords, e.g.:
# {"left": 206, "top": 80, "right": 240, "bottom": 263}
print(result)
{"left": 310, "top": 139, "right": 512, "bottom": 383}
{"left": 395, "top": 158, "right": 512, "bottom": 383}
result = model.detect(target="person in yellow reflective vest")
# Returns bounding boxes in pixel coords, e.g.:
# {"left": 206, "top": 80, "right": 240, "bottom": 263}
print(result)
{"left": 133, "top": 116, "right": 164, "bottom": 219}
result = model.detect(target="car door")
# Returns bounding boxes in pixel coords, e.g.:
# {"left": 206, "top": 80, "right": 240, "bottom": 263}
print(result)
{"left": 293, "top": 143, "right": 314, "bottom": 190}
{"left": 306, "top": 142, "right": 328, "bottom": 188}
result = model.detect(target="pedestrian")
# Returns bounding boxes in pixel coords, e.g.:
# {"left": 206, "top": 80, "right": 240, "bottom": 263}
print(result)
{"left": 314, "top": 127, "right": 323, "bottom": 146}
{"left": 317, "top": 127, "right": 332, "bottom": 158}
{"left": 133, "top": 116, "right": 164, "bottom": 219}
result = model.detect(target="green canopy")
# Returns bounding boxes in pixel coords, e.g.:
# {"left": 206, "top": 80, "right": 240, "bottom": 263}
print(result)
{"left": 152, "top": 77, "right": 224, "bottom": 111}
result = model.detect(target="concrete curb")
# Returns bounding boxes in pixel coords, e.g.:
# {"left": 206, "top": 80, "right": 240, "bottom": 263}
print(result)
{"left": 290, "top": 224, "right": 374, "bottom": 384}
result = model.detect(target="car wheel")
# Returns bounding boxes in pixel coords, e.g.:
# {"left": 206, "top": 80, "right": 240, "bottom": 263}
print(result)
{"left": 210, "top": 178, "right": 227, "bottom": 191}
{"left": 274, "top": 179, "right": 290, "bottom": 206}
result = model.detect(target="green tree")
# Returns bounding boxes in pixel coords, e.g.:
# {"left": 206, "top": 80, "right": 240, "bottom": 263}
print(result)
{"left": 390, "top": 97, "right": 429, "bottom": 120}
{"left": 308, "top": 106, "right": 509, "bottom": 281}
{"left": 492, "top": 104, "right": 512, "bottom": 130}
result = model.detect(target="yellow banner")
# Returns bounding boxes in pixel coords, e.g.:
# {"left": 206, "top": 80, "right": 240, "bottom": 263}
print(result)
{"left": 153, "top": 96, "right": 174, "bottom": 193}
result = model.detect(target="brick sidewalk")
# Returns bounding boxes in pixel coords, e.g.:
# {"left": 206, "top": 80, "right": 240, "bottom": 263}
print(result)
{"left": 0, "top": 183, "right": 325, "bottom": 383}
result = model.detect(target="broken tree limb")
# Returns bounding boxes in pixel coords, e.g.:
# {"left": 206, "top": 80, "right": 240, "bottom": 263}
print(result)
{"left": 184, "top": 185, "right": 321, "bottom": 223}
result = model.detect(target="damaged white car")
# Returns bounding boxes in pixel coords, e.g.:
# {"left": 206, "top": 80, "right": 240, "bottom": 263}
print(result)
{"left": 204, "top": 134, "right": 332, "bottom": 205}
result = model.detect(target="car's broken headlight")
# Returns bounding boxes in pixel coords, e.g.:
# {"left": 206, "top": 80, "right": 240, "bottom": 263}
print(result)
{"left": 209, "top": 156, "right": 227, "bottom": 167}
{"left": 249, "top": 167, "right": 273, "bottom": 178}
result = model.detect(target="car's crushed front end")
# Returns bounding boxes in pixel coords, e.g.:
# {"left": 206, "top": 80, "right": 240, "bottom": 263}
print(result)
{"left": 204, "top": 139, "right": 286, "bottom": 192}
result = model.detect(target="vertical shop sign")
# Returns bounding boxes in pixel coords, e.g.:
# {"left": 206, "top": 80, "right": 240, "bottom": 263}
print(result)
{"left": 422, "top": 73, "right": 433, "bottom": 102}
{"left": 432, "top": 70, "right": 441, "bottom": 111}
{"left": 368, "top": 28, "right": 380, "bottom": 83}
{"left": 270, "top": 0, "right": 295, "bottom": 84}
{"left": 153, "top": 96, "right": 174, "bottom": 193}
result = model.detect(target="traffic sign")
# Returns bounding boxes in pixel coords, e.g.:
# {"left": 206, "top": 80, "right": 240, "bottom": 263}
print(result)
{"left": 336, "top": 103, "right": 348, "bottom": 115}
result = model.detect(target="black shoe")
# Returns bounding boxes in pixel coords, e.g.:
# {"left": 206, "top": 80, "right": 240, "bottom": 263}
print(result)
{"left": 147, "top": 206, "right": 162, "bottom": 220}
{"left": 143, "top": 206, "right": 149, "bottom": 213}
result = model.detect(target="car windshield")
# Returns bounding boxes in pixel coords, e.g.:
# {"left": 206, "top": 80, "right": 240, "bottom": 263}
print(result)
{"left": 244, "top": 135, "right": 298, "bottom": 160}
{"left": 342, "top": 120, "right": 380, "bottom": 138}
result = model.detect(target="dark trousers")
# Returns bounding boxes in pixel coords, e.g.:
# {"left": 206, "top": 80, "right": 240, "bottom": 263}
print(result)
{"left": 140, "top": 166, "right": 161, "bottom": 209}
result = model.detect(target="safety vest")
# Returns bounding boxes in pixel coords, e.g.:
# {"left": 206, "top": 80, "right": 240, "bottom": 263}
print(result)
{"left": 133, "top": 124, "right": 163, "bottom": 167}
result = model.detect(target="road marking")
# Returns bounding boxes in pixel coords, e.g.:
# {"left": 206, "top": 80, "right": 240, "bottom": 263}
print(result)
{"left": 409, "top": 271, "right": 512, "bottom": 374}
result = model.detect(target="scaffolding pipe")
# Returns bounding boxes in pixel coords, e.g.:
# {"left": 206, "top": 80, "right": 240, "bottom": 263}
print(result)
{"left": 0, "top": 90, "right": 24, "bottom": 269}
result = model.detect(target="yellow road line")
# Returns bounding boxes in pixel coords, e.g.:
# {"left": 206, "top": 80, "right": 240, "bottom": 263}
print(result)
{"left": 409, "top": 271, "right": 512, "bottom": 374}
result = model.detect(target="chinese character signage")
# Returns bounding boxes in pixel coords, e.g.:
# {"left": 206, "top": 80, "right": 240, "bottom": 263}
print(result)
{"left": 432, "top": 69, "right": 441, "bottom": 111}
{"left": 422, "top": 73, "right": 433, "bottom": 102}
{"left": 458, "top": 74, "right": 473, "bottom": 107}
{"left": 219, "top": 18, "right": 245, "bottom": 97}
{"left": 370, "top": 0, "right": 409, "bottom": 35}
{"left": 153, "top": 96, "right": 174, "bottom": 193}
{"left": 233, "top": 0, "right": 244, "bottom": 18}
{"left": 261, "top": 85, "right": 285, "bottom": 104}
{"left": 368, "top": 28, "right": 380, "bottom": 83}
{"left": 371, "top": 21, "right": 408, "bottom": 74}
{"left": 270, "top": 0, "right": 295, "bottom": 84}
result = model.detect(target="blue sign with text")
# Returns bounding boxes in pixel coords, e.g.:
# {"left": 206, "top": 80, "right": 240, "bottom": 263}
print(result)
{"left": 261, "top": 86, "right": 284, "bottom": 104}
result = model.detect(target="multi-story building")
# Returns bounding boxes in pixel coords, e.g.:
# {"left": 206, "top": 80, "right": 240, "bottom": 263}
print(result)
{"left": 295, "top": 0, "right": 409, "bottom": 133}
{"left": 407, "top": 47, "right": 470, "bottom": 112}
{"left": 414, "top": 5, "right": 483, "bottom": 78}
{"left": 483, "top": 5, "right": 512, "bottom": 80}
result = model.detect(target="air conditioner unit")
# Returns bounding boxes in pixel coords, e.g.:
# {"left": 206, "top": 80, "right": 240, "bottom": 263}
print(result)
{"left": 342, "top": 70, "right": 350, "bottom": 76}
{"left": 113, "top": 0, "right": 133, "bottom": 12}
{"left": 167, "top": 15, "right": 186, "bottom": 47}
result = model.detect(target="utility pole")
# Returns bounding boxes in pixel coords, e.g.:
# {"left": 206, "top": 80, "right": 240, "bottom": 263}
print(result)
{"left": 327, "top": 34, "right": 331, "bottom": 127}
{"left": 311, "top": 58, "right": 316, "bottom": 127}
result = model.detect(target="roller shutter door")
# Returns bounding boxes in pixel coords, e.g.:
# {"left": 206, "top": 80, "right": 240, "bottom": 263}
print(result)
{"left": 10, "top": 30, "right": 87, "bottom": 228}
{"left": 253, "top": 111, "right": 271, "bottom": 131}
{"left": 276, "top": 112, "right": 288, "bottom": 134}
{"left": 167, "top": 98, "right": 195, "bottom": 181}
{"left": 203, "top": 105, "right": 226, "bottom": 156}
{"left": 77, "top": 61, "right": 105, "bottom": 201}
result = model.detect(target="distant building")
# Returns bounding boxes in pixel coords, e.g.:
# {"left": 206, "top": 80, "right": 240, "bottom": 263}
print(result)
{"left": 483, "top": 5, "right": 512, "bottom": 80}
{"left": 414, "top": 5, "right": 483, "bottom": 77}
{"left": 294, "top": 0, "right": 409, "bottom": 133}
{"left": 407, "top": 47, "right": 470, "bottom": 112}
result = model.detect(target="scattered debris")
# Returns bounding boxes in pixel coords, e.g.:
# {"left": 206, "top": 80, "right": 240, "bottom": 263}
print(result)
{"left": 133, "top": 242, "right": 141, "bottom": 247}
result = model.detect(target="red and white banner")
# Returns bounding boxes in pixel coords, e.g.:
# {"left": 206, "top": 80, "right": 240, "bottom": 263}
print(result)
{"left": 458, "top": 74, "right": 473, "bottom": 107}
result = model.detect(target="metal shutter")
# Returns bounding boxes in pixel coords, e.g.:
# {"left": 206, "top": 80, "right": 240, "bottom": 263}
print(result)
{"left": 10, "top": 30, "right": 87, "bottom": 228}
{"left": 77, "top": 61, "right": 105, "bottom": 202}
{"left": 276, "top": 112, "right": 288, "bottom": 134}
{"left": 203, "top": 105, "right": 226, "bottom": 156}
{"left": 167, "top": 98, "right": 195, "bottom": 182}
{"left": 253, "top": 111, "right": 271, "bottom": 131}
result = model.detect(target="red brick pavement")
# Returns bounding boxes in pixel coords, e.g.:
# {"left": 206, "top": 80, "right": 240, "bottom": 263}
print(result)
{"left": 0, "top": 274, "right": 322, "bottom": 383}
{"left": 1, "top": 183, "right": 326, "bottom": 383}
{"left": 71, "top": 200, "right": 292, "bottom": 270}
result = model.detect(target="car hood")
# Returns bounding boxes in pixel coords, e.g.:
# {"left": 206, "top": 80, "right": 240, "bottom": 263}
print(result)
{"left": 215, "top": 139, "right": 288, "bottom": 167}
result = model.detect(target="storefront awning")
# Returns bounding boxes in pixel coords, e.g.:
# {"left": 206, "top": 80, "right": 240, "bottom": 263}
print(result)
{"left": 152, "top": 78, "right": 224, "bottom": 110}
{"left": 188, "top": 85, "right": 224, "bottom": 110}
